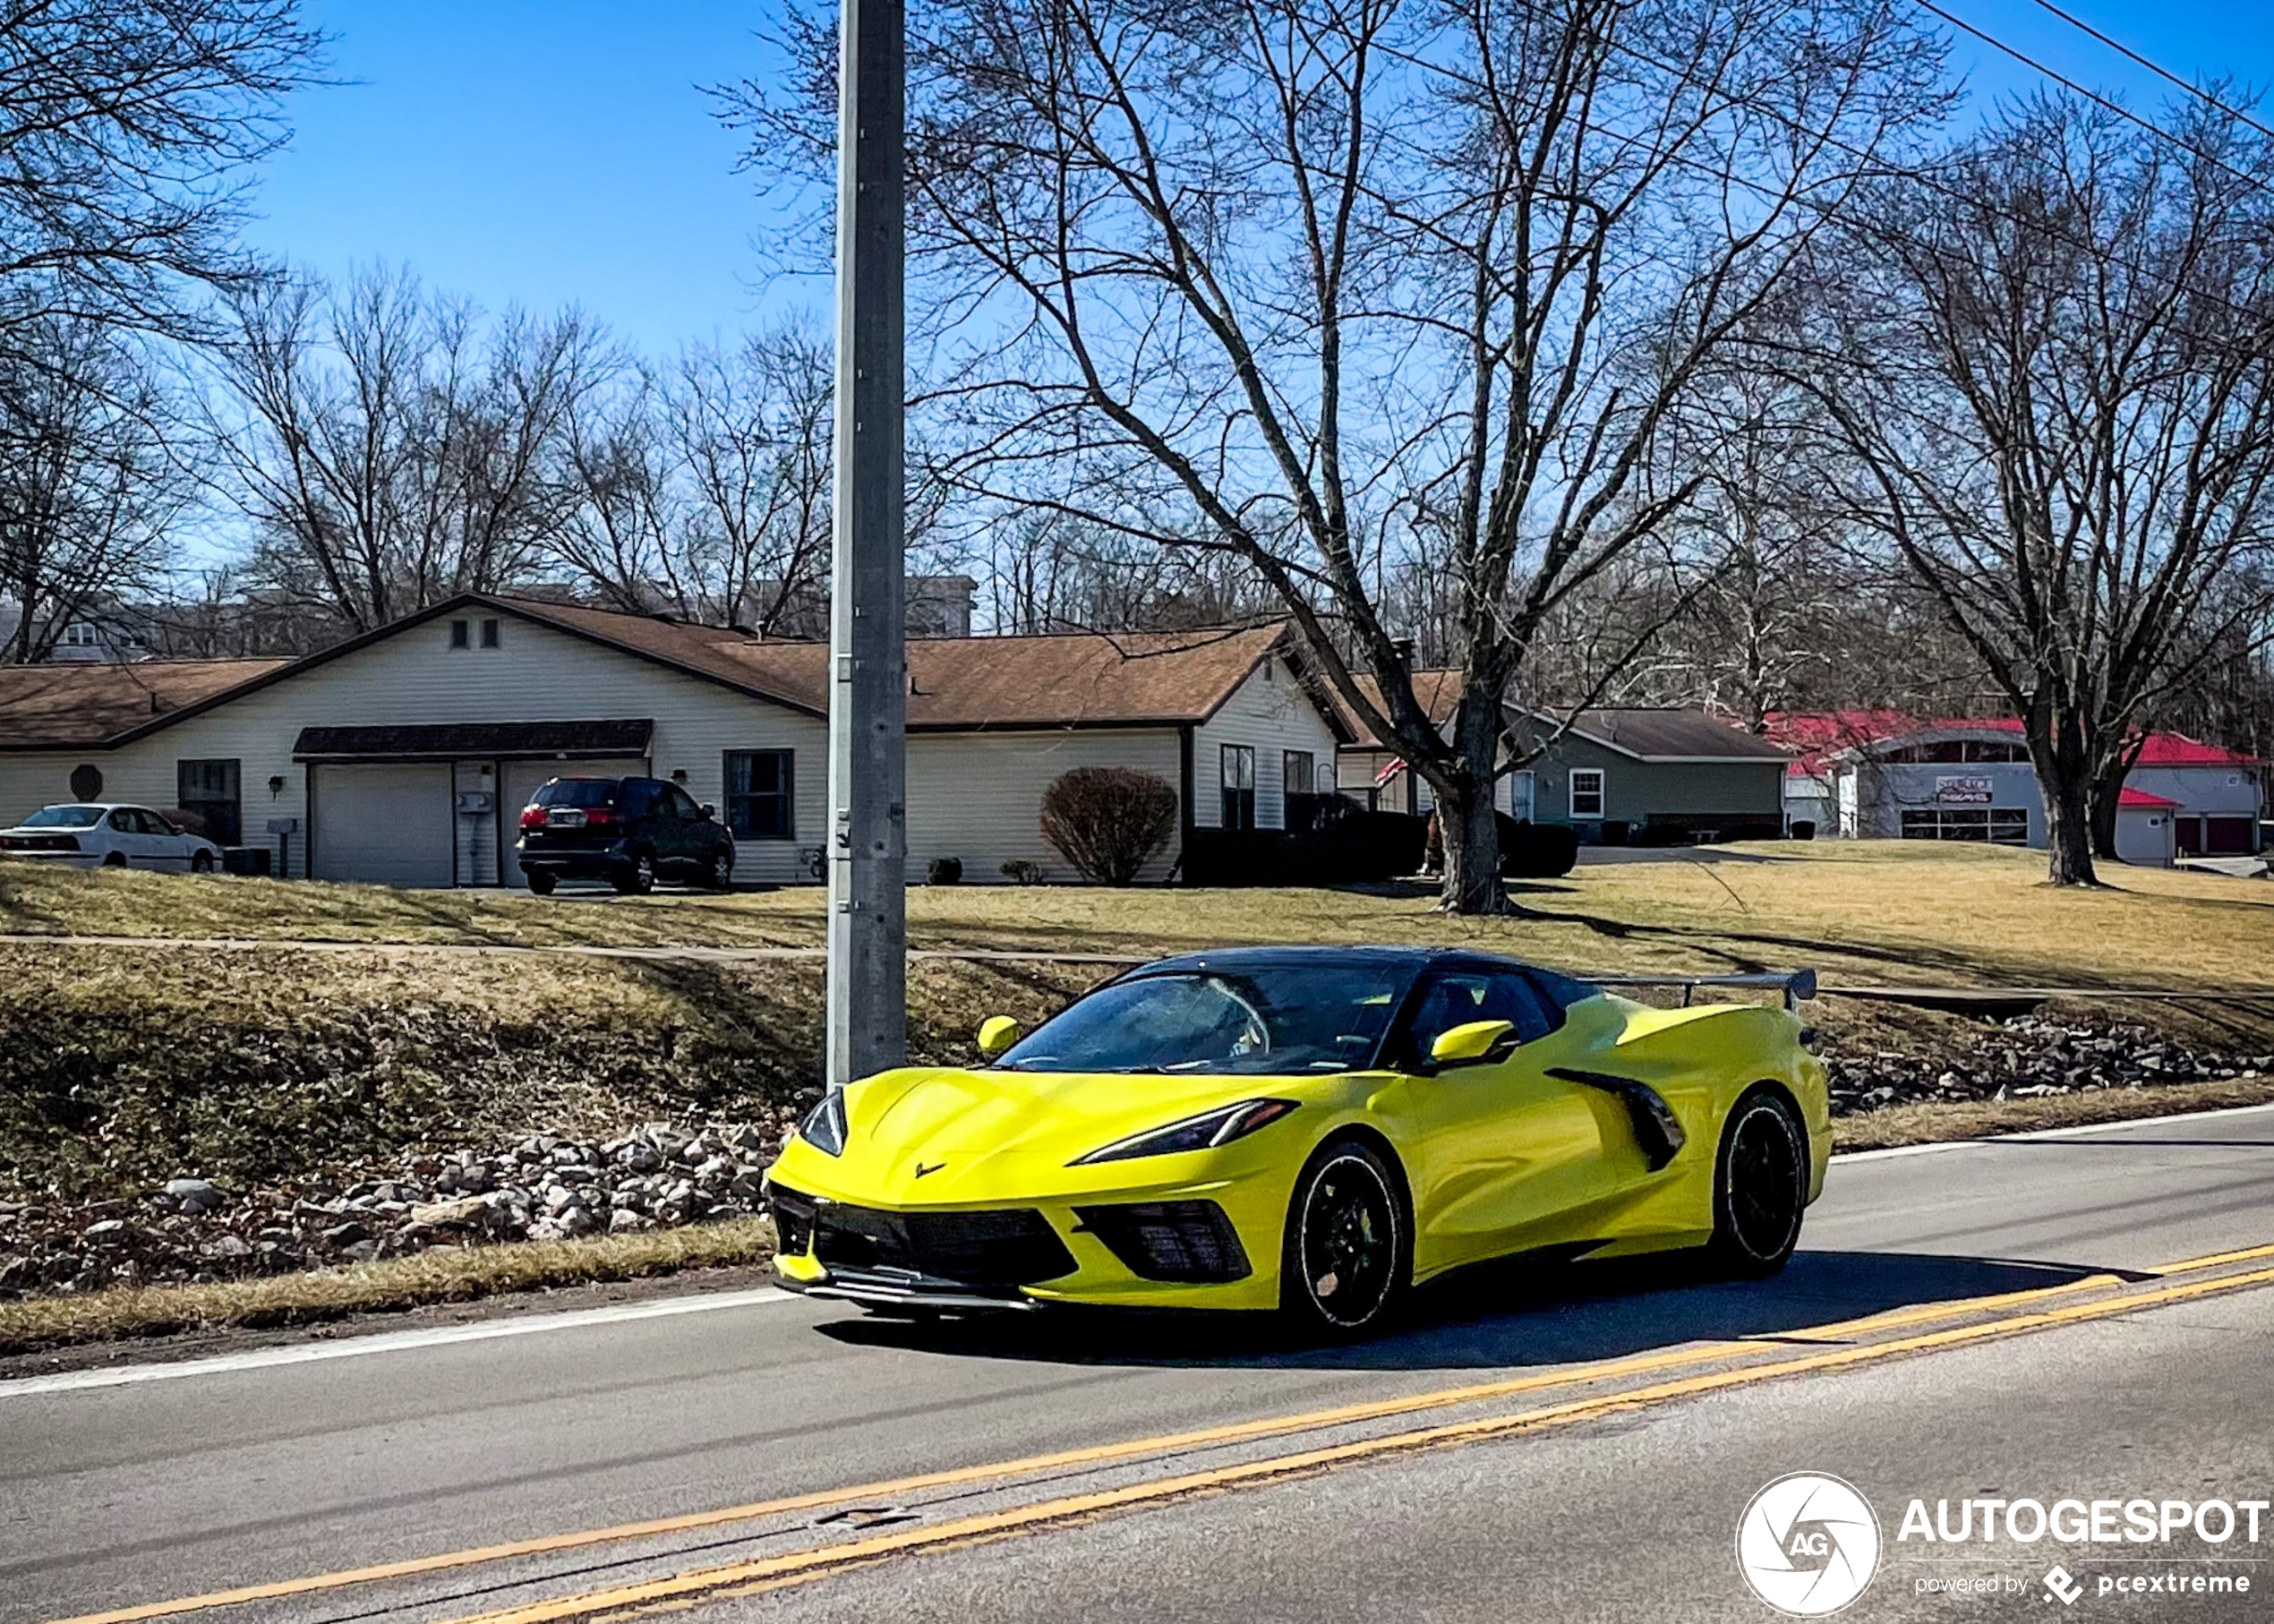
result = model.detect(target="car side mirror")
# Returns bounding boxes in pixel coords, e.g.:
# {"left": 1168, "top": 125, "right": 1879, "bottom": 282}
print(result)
{"left": 1429, "top": 1019, "right": 1515, "bottom": 1069}
{"left": 977, "top": 1015, "right": 1022, "bottom": 1058}
{"left": 700, "top": 804, "right": 715, "bottom": 820}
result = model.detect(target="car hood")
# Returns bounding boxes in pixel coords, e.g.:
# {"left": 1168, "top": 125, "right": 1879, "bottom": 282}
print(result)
{"left": 783, "top": 1064, "right": 1334, "bottom": 1203}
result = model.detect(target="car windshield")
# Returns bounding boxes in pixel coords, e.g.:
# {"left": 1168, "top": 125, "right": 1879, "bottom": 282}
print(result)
{"left": 21, "top": 805, "right": 106, "bottom": 828}
{"left": 995, "top": 965, "right": 1412, "bottom": 1075}
{"left": 534, "top": 780, "right": 619, "bottom": 808}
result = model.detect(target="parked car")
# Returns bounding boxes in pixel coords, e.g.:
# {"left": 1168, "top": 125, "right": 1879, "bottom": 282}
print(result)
{"left": 515, "top": 776, "right": 736, "bottom": 895}
{"left": 0, "top": 804, "right": 224, "bottom": 872}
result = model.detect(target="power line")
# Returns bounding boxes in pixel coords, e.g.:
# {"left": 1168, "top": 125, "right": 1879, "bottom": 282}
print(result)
{"left": 2022, "top": 0, "right": 2274, "bottom": 147}
{"left": 1915, "top": 0, "right": 2273, "bottom": 198}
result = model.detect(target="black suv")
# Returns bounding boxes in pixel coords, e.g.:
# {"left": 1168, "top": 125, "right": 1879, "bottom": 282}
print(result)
{"left": 516, "top": 776, "right": 736, "bottom": 895}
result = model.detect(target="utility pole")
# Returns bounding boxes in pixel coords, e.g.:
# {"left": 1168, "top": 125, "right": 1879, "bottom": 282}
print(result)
{"left": 825, "top": 0, "right": 907, "bottom": 1090}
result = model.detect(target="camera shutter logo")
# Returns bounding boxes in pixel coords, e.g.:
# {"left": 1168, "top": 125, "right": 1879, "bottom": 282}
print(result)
{"left": 1736, "top": 1473, "right": 1882, "bottom": 1616}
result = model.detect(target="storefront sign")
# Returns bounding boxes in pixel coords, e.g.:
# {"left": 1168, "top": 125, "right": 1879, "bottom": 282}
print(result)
{"left": 1934, "top": 775, "right": 1994, "bottom": 805}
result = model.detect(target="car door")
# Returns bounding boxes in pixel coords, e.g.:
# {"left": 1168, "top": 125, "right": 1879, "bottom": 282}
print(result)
{"left": 1387, "top": 968, "right": 1622, "bottom": 1269}
{"left": 138, "top": 809, "right": 193, "bottom": 870}
{"left": 661, "top": 784, "right": 707, "bottom": 875}
{"left": 103, "top": 808, "right": 158, "bottom": 868}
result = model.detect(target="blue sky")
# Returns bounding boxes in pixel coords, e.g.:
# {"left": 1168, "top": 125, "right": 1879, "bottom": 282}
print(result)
{"left": 246, "top": 1, "right": 2274, "bottom": 360}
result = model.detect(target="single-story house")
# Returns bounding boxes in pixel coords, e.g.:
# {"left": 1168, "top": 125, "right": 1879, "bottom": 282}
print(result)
{"left": 0, "top": 594, "right": 1346, "bottom": 887}
{"left": 1333, "top": 670, "right": 1791, "bottom": 840}
{"left": 1765, "top": 713, "right": 2264, "bottom": 864}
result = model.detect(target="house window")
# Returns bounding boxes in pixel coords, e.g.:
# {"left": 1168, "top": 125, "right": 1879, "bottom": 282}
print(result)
{"left": 1569, "top": 768, "right": 1605, "bottom": 819}
{"left": 1283, "top": 749, "right": 1319, "bottom": 833}
{"left": 1220, "top": 745, "right": 1256, "bottom": 830}
{"left": 176, "top": 759, "right": 242, "bottom": 846}
{"left": 449, "top": 619, "right": 469, "bottom": 649}
{"left": 723, "top": 750, "right": 794, "bottom": 840}
{"left": 481, "top": 617, "right": 500, "bottom": 648}
{"left": 1900, "top": 808, "right": 2029, "bottom": 845}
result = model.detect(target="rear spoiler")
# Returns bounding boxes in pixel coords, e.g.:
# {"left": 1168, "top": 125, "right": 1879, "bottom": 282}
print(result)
{"left": 1588, "top": 970, "right": 1819, "bottom": 1013}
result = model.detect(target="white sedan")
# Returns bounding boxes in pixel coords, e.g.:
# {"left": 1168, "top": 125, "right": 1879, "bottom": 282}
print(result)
{"left": 0, "top": 804, "right": 225, "bottom": 872}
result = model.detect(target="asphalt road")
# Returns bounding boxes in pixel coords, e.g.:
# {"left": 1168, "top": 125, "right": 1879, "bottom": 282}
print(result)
{"left": 4, "top": 1106, "right": 2273, "bottom": 1624}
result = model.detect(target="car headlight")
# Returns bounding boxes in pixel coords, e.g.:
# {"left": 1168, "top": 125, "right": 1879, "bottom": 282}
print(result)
{"left": 1070, "top": 1098, "right": 1299, "bottom": 1166}
{"left": 798, "top": 1091, "right": 849, "bottom": 1157}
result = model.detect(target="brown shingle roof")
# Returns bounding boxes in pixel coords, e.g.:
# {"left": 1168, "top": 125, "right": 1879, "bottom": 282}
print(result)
{"left": 1334, "top": 671, "right": 1789, "bottom": 762}
{"left": 500, "top": 599, "right": 1307, "bottom": 731}
{"left": 0, "top": 660, "right": 289, "bottom": 750}
{"left": 0, "top": 596, "right": 1333, "bottom": 748}
{"left": 1342, "top": 670, "right": 1465, "bottom": 748}
{"left": 1566, "top": 709, "right": 1791, "bottom": 762}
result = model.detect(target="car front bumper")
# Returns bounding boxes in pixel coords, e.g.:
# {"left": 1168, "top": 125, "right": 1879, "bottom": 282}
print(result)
{"left": 764, "top": 1164, "right": 1297, "bottom": 1313}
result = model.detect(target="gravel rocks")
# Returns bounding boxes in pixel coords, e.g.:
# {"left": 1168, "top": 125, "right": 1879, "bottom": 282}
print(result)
{"left": 1823, "top": 1017, "right": 2270, "bottom": 1115}
{"left": 0, "top": 1113, "right": 800, "bottom": 1301}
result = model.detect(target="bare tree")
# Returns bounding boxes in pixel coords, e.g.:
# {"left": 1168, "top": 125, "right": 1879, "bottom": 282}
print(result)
{"left": 722, "top": 0, "right": 1949, "bottom": 909}
{"left": 0, "top": 0, "right": 321, "bottom": 340}
{"left": 0, "top": 316, "right": 184, "bottom": 661}
{"left": 202, "top": 265, "right": 607, "bottom": 633}
{"left": 1800, "top": 94, "right": 2274, "bottom": 885}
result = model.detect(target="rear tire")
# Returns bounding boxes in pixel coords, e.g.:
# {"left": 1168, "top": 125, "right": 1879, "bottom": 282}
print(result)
{"left": 1706, "top": 1088, "right": 1808, "bottom": 1278}
{"left": 1279, "top": 1139, "right": 1408, "bottom": 1339}
{"left": 102, "top": 851, "right": 126, "bottom": 869}
{"left": 612, "top": 850, "right": 655, "bottom": 895}
{"left": 526, "top": 868, "right": 557, "bottom": 896}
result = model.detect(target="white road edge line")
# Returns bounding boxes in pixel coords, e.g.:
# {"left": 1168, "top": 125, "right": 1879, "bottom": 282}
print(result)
{"left": 10, "top": 1104, "right": 2270, "bottom": 1399}
{"left": 0, "top": 1286, "right": 795, "bottom": 1398}
{"left": 1833, "top": 1098, "right": 2274, "bottom": 1163}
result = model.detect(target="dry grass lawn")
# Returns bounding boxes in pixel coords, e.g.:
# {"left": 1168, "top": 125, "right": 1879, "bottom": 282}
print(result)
{"left": 4, "top": 841, "right": 2270, "bottom": 990}
{"left": 0, "top": 1216, "right": 775, "bottom": 1355}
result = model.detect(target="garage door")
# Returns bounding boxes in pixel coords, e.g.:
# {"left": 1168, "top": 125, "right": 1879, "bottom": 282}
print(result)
{"left": 500, "top": 757, "right": 650, "bottom": 888}
{"left": 312, "top": 765, "right": 455, "bottom": 887}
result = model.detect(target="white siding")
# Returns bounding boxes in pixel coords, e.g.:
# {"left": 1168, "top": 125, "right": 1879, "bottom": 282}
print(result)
{"left": 0, "top": 613, "right": 828, "bottom": 885}
{"left": 906, "top": 729, "right": 1183, "bottom": 885}
{"left": 1189, "top": 657, "right": 1342, "bottom": 830}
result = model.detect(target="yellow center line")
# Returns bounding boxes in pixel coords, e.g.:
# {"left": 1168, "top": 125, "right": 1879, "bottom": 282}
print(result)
{"left": 440, "top": 1261, "right": 2274, "bottom": 1624}
{"left": 43, "top": 1238, "right": 2274, "bottom": 1624}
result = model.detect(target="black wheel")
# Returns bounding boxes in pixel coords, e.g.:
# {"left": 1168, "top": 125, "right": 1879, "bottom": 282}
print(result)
{"left": 612, "top": 850, "right": 656, "bottom": 895}
{"left": 707, "top": 847, "right": 734, "bottom": 891}
{"left": 102, "top": 851, "right": 127, "bottom": 868}
{"left": 1707, "top": 1089, "right": 1808, "bottom": 1278}
{"left": 190, "top": 850, "right": 214, "bottom": 874}
{"left": 526, "top": 868, "right": 557, "bottom": 896}
{"left": 1280, "top": 1140, "right": 1407, "bottom": 1338}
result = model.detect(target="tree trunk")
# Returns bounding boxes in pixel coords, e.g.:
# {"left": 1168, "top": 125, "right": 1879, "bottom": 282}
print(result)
{"left": 2089, "top": 753, "right": 2127, "bottom": 861}
{"left": 2040, "top": 760, "right": 2099, "bottom": 887}
{"left": 1435, "top": 777, "right": 1503, "bottom": 912}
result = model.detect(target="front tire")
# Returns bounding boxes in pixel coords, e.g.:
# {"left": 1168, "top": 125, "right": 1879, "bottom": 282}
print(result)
{"left": 1279, "top": 1140, "right": 1408, "bottom": 1338}
{"left": 1706, "top": 1088, "right": 1808, "bottom": 1278}
{"left": 707, "top": 847, "right": 734, "bottom": 891}
{"left": 190, "top": 850, "right": 214, "bottom": 874}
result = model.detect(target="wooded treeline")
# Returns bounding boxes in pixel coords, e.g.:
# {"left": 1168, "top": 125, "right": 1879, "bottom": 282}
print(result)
{"left": 5, "top": 0, "right": 2273, "bottom": 900}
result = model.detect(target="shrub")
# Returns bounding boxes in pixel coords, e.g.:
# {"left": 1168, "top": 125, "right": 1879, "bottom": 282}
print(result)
{"left": 161, "top": 807, "right": 209, "bottom": 839}
{"left": 1498, "top": 816, "right": 1578, "bottom": 878}
{"left": 927, "top": 856, "right": 963, "bottom": 885}
{"left": 1039, "top": 767, "right": 1178, "bottom": 885}
{"left": 999, "top": 859, "right": 1045, "bottom": 885}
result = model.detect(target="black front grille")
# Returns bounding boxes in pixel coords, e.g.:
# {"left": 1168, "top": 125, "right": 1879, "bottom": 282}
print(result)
{"left": 766, "top": 1184, "right": 817, "bottom": 1254}
{"left": 796, "top": 1199, "right": 1077, "bottom": 1288}
{"left": 1073, "top": 1201, "right": 1251, "bottom": 1284}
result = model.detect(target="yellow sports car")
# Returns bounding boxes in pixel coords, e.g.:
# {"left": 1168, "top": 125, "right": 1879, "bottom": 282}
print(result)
{"left": 765, "top": 947, "right": 1827, "bottom": 1337}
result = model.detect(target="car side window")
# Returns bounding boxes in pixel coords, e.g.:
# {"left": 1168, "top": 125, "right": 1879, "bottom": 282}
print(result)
{"left": 618, "top": 780, "right": 658, "bottom": 818}
{"left": 1400, "top": 970, "right": 1556, "bottom": 1069}
{"left": 107, "top": 809, "right": 134, "bottom": 833}
{"left": 664, "top": 785, "right": 701, "bottom": 820}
